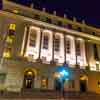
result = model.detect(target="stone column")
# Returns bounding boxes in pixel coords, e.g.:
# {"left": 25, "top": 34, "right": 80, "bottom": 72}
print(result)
{"left": 64, "top": 34, "right": 66, "bottom": 63}
{"left": 38, "top": 29, "right": 43, "bottom": 60}
{"left": 22, "top": 25, "right": 30, "bottom": 56}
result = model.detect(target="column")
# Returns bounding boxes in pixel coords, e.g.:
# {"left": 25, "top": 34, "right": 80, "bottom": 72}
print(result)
{"left": 38, "top": 28, "right": 43, "bottom": 60}
{"left": 64, "top": 34, "right": 66, "bottom": 63}
{"left": 22, "top": 25, "right": 30, "bottom": 56}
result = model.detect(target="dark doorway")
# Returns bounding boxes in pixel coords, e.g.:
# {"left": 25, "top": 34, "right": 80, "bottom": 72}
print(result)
{"left": 23, "top": 70, "right": 35, "bottom": 89}
{"left": 80, "top": 77, "right": 87, "bottom": 92}
{"left": 54, "top": 78, "right": 62, "bottom": 91}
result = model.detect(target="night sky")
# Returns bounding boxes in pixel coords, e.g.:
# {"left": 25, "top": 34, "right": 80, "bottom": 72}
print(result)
{"left": 7, "top": 0, "right": 100, "bottom": 28}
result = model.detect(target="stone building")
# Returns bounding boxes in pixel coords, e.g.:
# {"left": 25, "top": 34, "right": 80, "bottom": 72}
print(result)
{"left": 0, "top": 0, "right": 100, "bottom": 94}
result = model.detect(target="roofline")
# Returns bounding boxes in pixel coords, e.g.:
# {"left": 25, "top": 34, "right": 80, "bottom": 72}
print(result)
{"left": 3, "top": 0, "right": 100, "bottom": 32}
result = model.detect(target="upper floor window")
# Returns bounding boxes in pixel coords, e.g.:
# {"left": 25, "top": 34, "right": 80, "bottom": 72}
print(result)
{"left": 34, "top": 14, "right": 40, "bottom": 20}
{"left": 3, "top": 47, "right": 11, "bottom": 58}
{"left": 77, "top": 27, "right": 82, "bottom": 32}
{"left": 6, "top": 24, "right": 16, "bottom": 44}
{"left": 29, "top": 29, "right": 37, "bottom": 47}
{"left": 54, "top": 35, "right": 60, "bottom": 52}
{"left": 46, "top": 17, "right": 52, "bottom": 23}
{"left": 0, "top": 74, "right": 6, "bottom": 84}
{"left": 92, "top": 32, "right": 95, "bottom": 35}
{"left": 58, "top": 21, "right": 63, "bottom": 26}
{"left": 42, "top": 35, "right": 49, "bottom": 49}
{"left": 93, "top": 44, "right": 99, "bottom": 60}
{"left": 67, "top": 24, "right": 72, "bottom": 29}
{"left": 66, "top": 38, "right": 71, "bottom": 54}
{"left": 76, "top": 40, "right": 81, "bottom": 56}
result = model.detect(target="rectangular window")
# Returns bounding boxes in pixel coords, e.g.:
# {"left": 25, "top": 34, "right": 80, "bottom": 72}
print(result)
{"left": 93, "top": 44, "right": 99, "bottom": 60}
{"left": 66, "top": 38, "right": 71, "bottom": 54}
{"left": 43, "top": 35, "right": 49, "bottom": 49}
{"left": 29, "top": 29, "right": 37, "bottom": 47}
{"left": 54, "top": 36, "right": 60, "bottom": 52}
{"left": 3, "top": 48, "right": 11, "bottom": 58}
{"left": 0, "top": 74, "right": 6, "bottom": 84}
{"left": 76, "top": 40, "right": 81, "bottom": 56}
{"left": 41, "top": 78, "right": 48, "bottom": 89}
{"left": 6, "top": 24, "right": 16, "bottom": 44}
{"left": 96, "top": 63, "right": 99, "bottom": 71}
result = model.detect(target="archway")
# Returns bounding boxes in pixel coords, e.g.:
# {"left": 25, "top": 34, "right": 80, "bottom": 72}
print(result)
{"left": 54, "top": 78, "right": 62, "bottom": 91}
{"left": 23, "top": 69, "right": 36, "bottom": 89}
{"left": 80, "top": 75, "right": 88, "bottom": 92}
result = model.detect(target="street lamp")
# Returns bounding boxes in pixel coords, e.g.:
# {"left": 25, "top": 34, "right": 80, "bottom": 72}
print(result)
{"left": 54, "top": 64, "right": 72, "bottom": 100}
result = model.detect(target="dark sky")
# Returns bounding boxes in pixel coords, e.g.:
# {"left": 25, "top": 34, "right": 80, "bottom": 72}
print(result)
{"left": 9, "top": 0, "right": 100, "bottom": 28}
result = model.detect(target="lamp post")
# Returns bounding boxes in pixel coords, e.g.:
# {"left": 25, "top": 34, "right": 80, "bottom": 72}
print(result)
{"left": 59, "top": 69, "right": 69, "bottom": 99}
{"left": 56, "top": 64, "right": 72, "bottom": 100}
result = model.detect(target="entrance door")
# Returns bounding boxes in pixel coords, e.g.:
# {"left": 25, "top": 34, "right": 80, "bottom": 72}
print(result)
{"left": 80, "top": 76, "right": 87, "bottom": 92}
{"left": 24, "top": 70, "right": 35, "bottom": 89}
{"left": 54, "top": 78, "right": 62, "bottom": 91}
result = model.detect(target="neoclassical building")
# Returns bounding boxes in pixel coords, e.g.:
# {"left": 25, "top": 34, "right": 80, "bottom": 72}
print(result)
{"left": 0, "top": 0, "right": 100, "bottom": 94}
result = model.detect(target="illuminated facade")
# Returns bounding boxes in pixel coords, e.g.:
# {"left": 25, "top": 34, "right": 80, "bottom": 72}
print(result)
{"left": 0, "top": 0, "right": 100, "bottom": 93}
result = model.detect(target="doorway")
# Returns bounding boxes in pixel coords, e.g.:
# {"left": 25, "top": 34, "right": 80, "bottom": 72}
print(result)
{"left": 54, "top": 78, "right": 62, "bottom": 91}
{"left": 24, "top": 70, "right": 35, "bottom": 89}
{"left": 80, "top": 75, "right": 88, "bottom": 92}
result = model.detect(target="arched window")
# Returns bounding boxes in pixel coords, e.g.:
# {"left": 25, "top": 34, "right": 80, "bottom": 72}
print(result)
{"left": 29, "top": 29, "right": 37, "bottom": 47}
{"left": 54, "top": 35, "right": 60, "bottom": 52}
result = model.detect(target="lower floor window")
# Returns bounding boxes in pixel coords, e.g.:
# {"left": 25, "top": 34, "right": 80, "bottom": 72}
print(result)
{"left": 41, "top": 78, "right": 48, "bottom": 89}
{"left": 0, "top": 74, "right": 6, "bottom": 84}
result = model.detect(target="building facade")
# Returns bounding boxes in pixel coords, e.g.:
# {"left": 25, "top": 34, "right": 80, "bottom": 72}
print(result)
{"left": 0, "top": 0, "right": 100, "bottom": 93}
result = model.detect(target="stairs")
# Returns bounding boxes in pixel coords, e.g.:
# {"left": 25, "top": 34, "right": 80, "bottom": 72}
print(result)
{"left": 0, "top": 90, "right": 100, "bottom": 100}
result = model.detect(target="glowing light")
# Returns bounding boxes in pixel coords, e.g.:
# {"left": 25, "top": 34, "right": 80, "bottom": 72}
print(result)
{"left": 60, "top": 70, "right": 69, "bottom": 77}
{"left": 9, "top": 24, "right": 16, "bottom": 30}
{"left": 13, "top": 9, "right": 19, "bottom": 14}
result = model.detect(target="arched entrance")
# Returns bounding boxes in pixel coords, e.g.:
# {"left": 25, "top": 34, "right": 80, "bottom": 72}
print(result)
{"left": 23, "top": 69, "right": 36, "bottom": 90}
{"left": 54, "top": 72, "right": 62, "bottom": 91}
{"left": 54, "top": 78, "right": 62, "bottom": 91}
{"left": 80, "top": 75, "right": 88, "bottom": 92}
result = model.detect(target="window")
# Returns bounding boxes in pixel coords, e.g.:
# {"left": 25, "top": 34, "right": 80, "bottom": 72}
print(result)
{"left": 77, "top": 27, "right": 82, "bottom": 32}
{"left": 93, "top": 44, "right": 99, "bottom": 60}
{"left": 29, "top": 29, "right": 37, "bottom": 47}
{"left": 54, "top": 58, "right": 59, "bottom": 63}
{"left": 9, "top": 24, "right": 16, "bottom": 30}
{"left": 3, "top": 48, "right": 11, "bottom": 58}
{"left": 96, "top": 63, "right": 99, "bottom": 71}
{"left": 41, "top": 78, "right": 48, "bottom": 89}
{"left": 34, "top": 14, "right": 40, "bottom": 20}
{"left": 46, "top": 17, "right": 51, "bottom": 23}
{"left": 6, "top": 24, "right": 16, "bottom": 44}
{"left": 98, "top": 81, "right": 100, "bottom": 88}
{"left": 92, "top": 32, "right": 95, "bottom": 35}
{"left": 54, "top": 35, "right": 60, "bottom": 52}
{"left": 58, "top": 21, "right": 63, "bottom": 26}
{"left": 76, "top": 40, "right": 81, "bottom": 56}
{"left": 0, "top": 74, "right": 6, "bottom": 84}
{"left": 67, "top": 24, "right": 72, "bottom": 29}
{"left": 66, "top": 38, "right": 71, "bottom": 54}
{"left": 43, "top": 35, "right": 49, "bottom": 49}
{"left": 42, "top": 56, "right": 46, "bottom": 62}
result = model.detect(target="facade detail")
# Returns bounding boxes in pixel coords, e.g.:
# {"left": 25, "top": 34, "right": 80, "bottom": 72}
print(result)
{"left": 0, "top": 0, "right": 100, "bottom": 94}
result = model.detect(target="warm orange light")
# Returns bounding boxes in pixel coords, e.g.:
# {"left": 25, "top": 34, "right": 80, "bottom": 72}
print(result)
{"left": 54, "top": 72, "right": 60, "bottom": 78}
{"left": 13, "top": 9, "right": 19, "bottom": 14}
